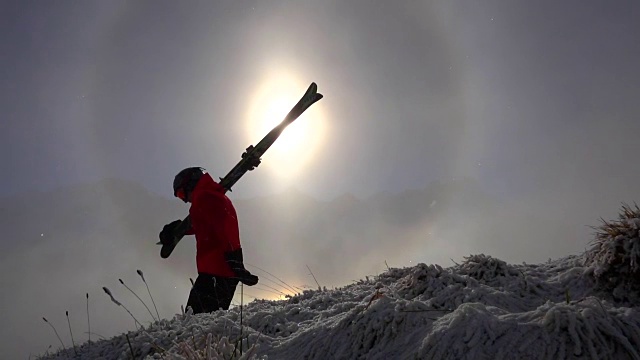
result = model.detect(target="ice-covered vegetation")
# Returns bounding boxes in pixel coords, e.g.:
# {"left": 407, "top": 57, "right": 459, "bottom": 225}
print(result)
{"left": 584, "top": 203, "right": 640, "bottom": 303}
{"left": 40, "top": 205, "right": 640, "bottom": 359}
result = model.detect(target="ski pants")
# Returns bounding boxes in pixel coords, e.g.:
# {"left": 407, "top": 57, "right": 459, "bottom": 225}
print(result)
{"left": 186, "top": 273, "right": 239, "bottom": 314}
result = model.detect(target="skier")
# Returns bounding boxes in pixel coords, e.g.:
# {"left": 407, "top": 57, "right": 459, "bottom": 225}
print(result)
{"left": 159, "top": 167, "right": 259, "bottom": 313}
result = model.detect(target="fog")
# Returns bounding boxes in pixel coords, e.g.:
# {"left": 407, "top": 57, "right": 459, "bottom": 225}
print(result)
{"left": 1, "top": 0, "right": 638, "bottom": 357}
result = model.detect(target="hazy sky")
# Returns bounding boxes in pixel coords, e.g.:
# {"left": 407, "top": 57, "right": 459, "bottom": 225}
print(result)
{"left": 1, "top": 0, "right": 640, "bottom": 357}
{"left": 3, "top": 0, "right": 637, "bottom": 201}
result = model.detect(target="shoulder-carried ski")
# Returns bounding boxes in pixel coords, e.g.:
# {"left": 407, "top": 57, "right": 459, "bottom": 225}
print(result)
{"left": 160, "top": 82, "right": 323, "bottom": 258}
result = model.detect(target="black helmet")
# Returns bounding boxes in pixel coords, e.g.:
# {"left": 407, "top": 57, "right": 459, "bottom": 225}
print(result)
{"left": 173, "top": 167, "right": 206, "bottom": 199}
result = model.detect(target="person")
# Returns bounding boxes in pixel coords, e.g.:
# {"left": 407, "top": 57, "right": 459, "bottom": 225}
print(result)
{"left": 159, "top": 167, "right": 258, "bottom": 314}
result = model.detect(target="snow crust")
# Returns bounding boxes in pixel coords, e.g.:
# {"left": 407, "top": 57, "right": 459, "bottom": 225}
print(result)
{"left": 38, "top": 253, "right": 640, "bottom": 360}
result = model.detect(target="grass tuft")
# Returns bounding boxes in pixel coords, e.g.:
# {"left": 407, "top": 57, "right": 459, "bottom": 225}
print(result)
{"left": 120, "top": 277, "right": 158, "bottom": 322}
{"left": 103, "top": 286, "right": 143, "bottom": 330}
{"left": 42, "top": 317, "right": 68, "bottom": 357}
{"left": 584, "top": 203, "right": 640, "bottom": 301}
{"left": 137, "top": 269, "right": 161, "bottom": 321}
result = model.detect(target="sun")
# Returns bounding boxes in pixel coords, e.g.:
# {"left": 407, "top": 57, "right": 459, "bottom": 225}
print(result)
{"left": 246, "top": 73, "right": 326, "bottom": 178}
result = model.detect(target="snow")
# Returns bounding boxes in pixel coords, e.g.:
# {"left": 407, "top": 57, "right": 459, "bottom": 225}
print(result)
{"left": 37, "top": 254, "right": 640, "bottom": 360}
{"left": 38, "top": 206, "right": 640, "bottom": 359}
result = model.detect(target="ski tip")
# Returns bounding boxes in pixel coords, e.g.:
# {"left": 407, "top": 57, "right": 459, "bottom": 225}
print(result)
{"left": 307, "top": 83, "right": 323, "bottom": 103}
{"left": 307, "top": 82, "right": 318, "bottom": 95}
{"left": 294, "top": 83, "right": 323, "bottom": 111}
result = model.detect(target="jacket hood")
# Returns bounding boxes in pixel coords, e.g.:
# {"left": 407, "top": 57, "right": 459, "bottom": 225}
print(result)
{"left": 192, "top": 173, "right": 225, "bottom": 198}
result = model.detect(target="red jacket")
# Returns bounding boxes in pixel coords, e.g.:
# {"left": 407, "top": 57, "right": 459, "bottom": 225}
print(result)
{"left": 186, "top": 173, "right": 241, "bottom": 277}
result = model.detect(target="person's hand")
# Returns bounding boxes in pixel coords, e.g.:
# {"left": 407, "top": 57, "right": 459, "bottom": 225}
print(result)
{"left": 225, "top": 249, "right": 259, "bottom": 286}
{"left": 159, "top": 220, "right": 182, "bottom": 246}
{"left": 234, "top": 268, "right": 259, "bottom": 286}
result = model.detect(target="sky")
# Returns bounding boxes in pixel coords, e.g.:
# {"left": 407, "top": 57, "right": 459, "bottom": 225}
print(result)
{"left": 1, "top": 0, "right": 640, "bottom": 357}
{"left": 2, "top": 0, "right": 637, "bottom": 201}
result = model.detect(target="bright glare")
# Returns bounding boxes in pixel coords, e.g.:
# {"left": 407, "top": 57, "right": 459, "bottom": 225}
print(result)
{"left": 246, "top": 72, "right": 326, "bottom": 179}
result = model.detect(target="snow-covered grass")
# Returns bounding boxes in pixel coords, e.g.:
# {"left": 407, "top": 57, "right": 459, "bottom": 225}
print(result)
{"left": 39, "top": 206, "right": 640, "bottom": 359}
{"left": 584, "top": 203, "right": 640, "bottom": 303}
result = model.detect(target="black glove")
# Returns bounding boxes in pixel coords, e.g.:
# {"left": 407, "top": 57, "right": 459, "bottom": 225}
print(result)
{"left": 159, "top": 220, "right": 182, "bottom": 246}
{"left": 233, "top": 267, "right": 259, "bottom": 286}
{"left": 225, "top": 248, "right": 259, "bottom": 286}
{"left": 241, "top": 145, "right": 262, "bottom": 171}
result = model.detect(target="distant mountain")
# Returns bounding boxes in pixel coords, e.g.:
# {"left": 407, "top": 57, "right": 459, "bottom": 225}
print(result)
{"left": 0, "top": 176, "right": 496, "bottom": 285}
{"left": 5, "top": 175, "right": 581, "bottom": 307}
{"left": 232, "top": 177, "right": 498, "bottom": 284}
{"left": 3, "top": 174, "right": 599, "bottom": 289}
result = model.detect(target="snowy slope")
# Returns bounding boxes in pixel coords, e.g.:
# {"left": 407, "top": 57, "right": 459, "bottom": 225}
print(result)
{"left": 38, "top": 256, "right": 639, "bottom": 360}
{"left": 39, "top": 206, "right": 640, "bottom": 360}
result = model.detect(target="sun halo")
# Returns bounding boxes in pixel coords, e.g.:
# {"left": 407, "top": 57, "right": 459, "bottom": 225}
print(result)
{"left": 246, "top": 75, "right": 326, "bottom": 179}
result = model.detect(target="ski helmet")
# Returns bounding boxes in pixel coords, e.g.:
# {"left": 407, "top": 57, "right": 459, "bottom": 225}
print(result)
{"left": 173, "top": 167, "right": 206, "bottom": 201}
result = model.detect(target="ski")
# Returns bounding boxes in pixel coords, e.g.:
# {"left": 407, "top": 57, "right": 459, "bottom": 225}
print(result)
{"left": 160, "top": 82, "right": 323, "bottom": 258}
